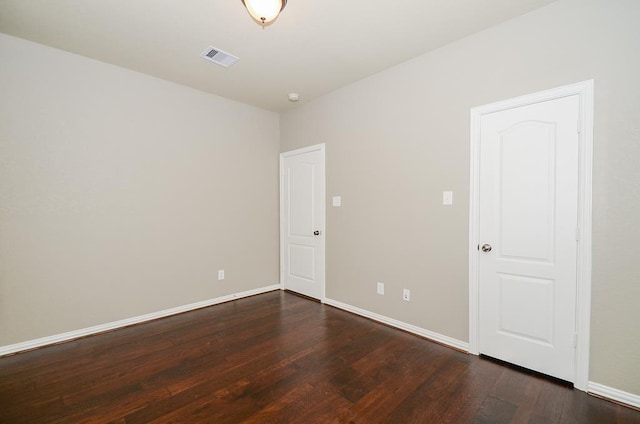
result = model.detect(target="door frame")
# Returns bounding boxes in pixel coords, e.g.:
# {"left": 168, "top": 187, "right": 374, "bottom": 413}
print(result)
{"left": 279, "top": 143, "right": 326, "bottom": 302}
{"left": 468, "top": 80, "right": 594, "bottom": 391}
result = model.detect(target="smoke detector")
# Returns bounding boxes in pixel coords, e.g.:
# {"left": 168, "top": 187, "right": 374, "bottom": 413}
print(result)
{"left": 200, "top": 46, "right": 239, "bottom": 68}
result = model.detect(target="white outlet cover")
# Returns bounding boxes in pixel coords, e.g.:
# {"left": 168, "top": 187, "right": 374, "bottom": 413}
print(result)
{"left": 403, "top": 288, "right": 410, "bottom": 301}
{"left": 443, "top": 191, "right": 453, "bottom": 205}
{"left": 332, "top": 196, "right": 342, "bottom": 207}
{"left": 377, "top": 282, "right": 384, "bottom": 295}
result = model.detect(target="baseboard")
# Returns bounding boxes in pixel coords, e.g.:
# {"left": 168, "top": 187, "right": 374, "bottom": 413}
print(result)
{"left": 0, "top": 284, "right": 281, "bottom": 357}
{"left": 323, "top": 297, "right": 469, "bottom": 352}
{"left": 589, "top": 381, "right": 640, "bottom": 410}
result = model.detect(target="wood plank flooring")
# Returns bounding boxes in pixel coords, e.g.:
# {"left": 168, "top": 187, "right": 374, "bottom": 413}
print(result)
{"left": 0, "top": 290, "right": 638, "bottom": 423}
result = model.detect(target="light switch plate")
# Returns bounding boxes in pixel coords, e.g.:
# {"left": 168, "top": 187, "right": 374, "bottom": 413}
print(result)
{"left": 332, "top": 196, "right": 342, "bottom": 207}
{"left": 443, "top": 191, "right": 453, "bottom": 205}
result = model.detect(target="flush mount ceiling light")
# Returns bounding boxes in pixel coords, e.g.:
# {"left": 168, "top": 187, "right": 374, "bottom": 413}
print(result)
{"left": 241, "top": 0, "right": 287, "bottom": 27}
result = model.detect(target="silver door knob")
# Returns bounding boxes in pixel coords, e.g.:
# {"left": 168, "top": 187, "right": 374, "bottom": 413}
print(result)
{"left": 481, "top": 244, "right": 492, "bottom": 252}
{"left": 313, "top": 230, "right": 320, "bottom": 236}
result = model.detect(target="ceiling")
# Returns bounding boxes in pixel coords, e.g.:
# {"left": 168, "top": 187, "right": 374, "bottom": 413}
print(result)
{"left": 0, "top": 0, "right": 558, "bottom": 112}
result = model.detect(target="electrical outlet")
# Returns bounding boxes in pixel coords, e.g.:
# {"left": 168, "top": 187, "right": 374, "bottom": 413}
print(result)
{"left": 377, "top": 282, "right": 385, "bottom": 295}
{"left": 402, "top": 289, "right": 410, "bottom": 301}
{"left": 218, "top": 270, "right": 225, "bottom": 280}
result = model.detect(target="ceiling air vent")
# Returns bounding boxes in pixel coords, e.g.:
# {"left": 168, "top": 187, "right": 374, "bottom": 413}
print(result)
{"left": 200, "top": 46, "right": 239, "bottom": 68}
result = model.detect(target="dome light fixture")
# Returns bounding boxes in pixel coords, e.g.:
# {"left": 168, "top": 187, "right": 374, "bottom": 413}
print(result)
{"left": 241, "top": 0, "right": 287, "bottom": 27}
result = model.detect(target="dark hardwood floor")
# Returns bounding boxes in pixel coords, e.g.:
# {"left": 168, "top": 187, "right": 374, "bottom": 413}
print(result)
{"left": 1, "top": 291, "right": 638, "bottom": 423}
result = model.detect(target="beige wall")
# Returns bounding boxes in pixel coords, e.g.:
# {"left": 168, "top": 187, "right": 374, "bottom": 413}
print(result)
{"left": 0, "top": 34, "right": 280, "bottom": 346}
{"left": 280, "top": 0, "right": 640, "bottom": 395}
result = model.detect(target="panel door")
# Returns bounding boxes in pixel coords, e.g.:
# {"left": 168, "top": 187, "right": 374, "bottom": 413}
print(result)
{"left": 281, "top": 146, "right": 325, "bottom": 300}
{"left": 478, "top": 95, "right": 580, "bottom": 382}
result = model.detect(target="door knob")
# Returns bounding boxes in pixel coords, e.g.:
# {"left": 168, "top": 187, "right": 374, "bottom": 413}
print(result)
{"left": 313, "top": 230, "right": 320, "bottom": 236}
{"left": 481, "top": 244, "right": 492, "bottom": 252}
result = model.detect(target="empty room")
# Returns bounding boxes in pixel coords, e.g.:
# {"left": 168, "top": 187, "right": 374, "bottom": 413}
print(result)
{"left": 1, "top": 0, "right": 639, "bottom": 422}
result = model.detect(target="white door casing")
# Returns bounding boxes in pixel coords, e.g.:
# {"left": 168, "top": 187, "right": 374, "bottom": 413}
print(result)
{"left": 469, "top": 81, "right": 593, "bottom": 390}
{"left": 280, "top": 144, "right": 326, "bottom": 300}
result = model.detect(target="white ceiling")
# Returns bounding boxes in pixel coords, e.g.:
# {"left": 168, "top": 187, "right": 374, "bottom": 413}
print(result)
{"left": 0, "top": 0, "right": 557, "bottom": 112}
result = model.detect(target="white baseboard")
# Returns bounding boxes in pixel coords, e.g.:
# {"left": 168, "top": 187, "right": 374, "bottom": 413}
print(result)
{"left": 589, "top": 381, "right": 640, "bottom": 410}
{"left": 323, "top": 297, "right": 469, "bottom": 352}
{"left": 0, "top": 284, "right": 281, "bottom": 357}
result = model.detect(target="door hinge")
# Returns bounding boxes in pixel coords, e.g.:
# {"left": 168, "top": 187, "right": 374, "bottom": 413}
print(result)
{"left": 577, "top": 120, "right": 581, "bottom": 135}
{"left": 575, "top": 226, "right": 580, "bottom": 242}
{"left": 573, "top": 332, "right": 578, "bottom": 348}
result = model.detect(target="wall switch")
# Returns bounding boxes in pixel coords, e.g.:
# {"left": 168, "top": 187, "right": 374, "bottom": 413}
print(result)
{"left": 332, "top": 196, "right": 342, "bottom": 207}
{"left": 443, "top": 191, "right": 453, "bottom": 205}
{"left": 218, "top": 270, "right": 225, "bottom": 280}
{"left": 377, "top": 282, "right": 385, "bottom": 295}
{"left": 402, "top": 289, "right": 410, "bottom": 301}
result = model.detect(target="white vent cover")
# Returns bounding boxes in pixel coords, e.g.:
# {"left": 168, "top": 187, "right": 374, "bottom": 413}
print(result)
{"left": 200, "top": 46, "right": 239, "bottom": 68}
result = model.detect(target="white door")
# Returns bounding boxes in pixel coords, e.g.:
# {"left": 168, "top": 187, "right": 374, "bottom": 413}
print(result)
{"left": 478, "top": 95, "right": 579, "bottom": 382}
{"left": 280, "top": 144, "right": 325, "bottom": 300}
